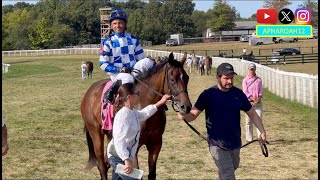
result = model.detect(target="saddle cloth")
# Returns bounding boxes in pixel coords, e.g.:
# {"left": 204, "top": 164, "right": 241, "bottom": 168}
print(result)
{"left": 101, "top": 81, "right": 114, "bottom": 131}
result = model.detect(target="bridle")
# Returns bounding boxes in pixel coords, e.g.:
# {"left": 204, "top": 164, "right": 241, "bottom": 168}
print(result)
{"left": 183, "top": 119, "right": 269, "bottom": 157}
{"left": 132, "top": 62, "right": 188, "bottom": 112}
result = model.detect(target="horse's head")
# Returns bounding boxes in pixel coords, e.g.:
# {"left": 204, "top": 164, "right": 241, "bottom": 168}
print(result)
{"left": 164, "top": 53, "right": 192, "bottom": 114}
{"left": 134, "top": 53, "right": 192, "bottom": 114}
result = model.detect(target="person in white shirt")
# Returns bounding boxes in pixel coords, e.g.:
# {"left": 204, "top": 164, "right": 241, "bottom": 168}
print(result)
{"left": 243, "top": 48, "right": 247, "bottom": 55}
{"left": 81, "top": 62, "right": 87, "bottom": 80}
{"left": 2, "top": 114, "right": 9, "bottom": 156}
{"left": 186, "top": 56, "right": 193, "bottom": 74}
{"left": 107, "top": 83, "right": 170, "bottom": 179}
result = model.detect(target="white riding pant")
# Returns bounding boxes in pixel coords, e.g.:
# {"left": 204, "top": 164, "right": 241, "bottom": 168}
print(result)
{"left": 109, "top": 73, "right": 134, "bottom": 84}
{"left": 245, "top": 102, "right": 263, "bottom": 142}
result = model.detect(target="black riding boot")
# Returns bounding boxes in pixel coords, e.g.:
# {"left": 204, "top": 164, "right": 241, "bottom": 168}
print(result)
{"left": 105, "top": 80, "right": 122, "bottom": 104}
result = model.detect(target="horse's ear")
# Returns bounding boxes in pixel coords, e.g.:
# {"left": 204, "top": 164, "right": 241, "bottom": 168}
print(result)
{"left": 168, "top": 52, "right": 175, "bottom": 64}
{"left": 168, "top": 53, "right": 174, "bottom": 61}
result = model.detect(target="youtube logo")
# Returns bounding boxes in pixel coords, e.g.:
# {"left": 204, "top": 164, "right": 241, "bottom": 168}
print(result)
{"left": 257, "top": 9, "right": 278, "bottom": 24}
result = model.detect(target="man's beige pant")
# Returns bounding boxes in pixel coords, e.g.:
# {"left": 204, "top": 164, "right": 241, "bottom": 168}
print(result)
{"left": 245, "top": 103, "right": 263, "bottom": 142}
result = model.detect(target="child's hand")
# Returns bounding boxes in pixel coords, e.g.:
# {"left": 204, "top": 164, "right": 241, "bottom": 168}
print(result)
{"left": 155, "top": 94, "right": 171, "bottom": 108}
{"left": 160, "top": 94, "right": 171, "bottom": 104}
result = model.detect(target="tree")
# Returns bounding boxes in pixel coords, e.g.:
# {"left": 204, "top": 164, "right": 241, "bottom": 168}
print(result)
{"left": 2, "top": 9, "right": 32, "bottom": 50}
{"left": 28, "top": 17, "right": 53, "bottom": 49}
{"left": 160, "top": 0, "right": 196, "bottom": 38}
{"left": 263, "top": 0, "right": 292, "bottom": 12}
{"left": 207, "top": 0, "right": 237, "bottom": 42}
{"left": 191, "top": 10, "right": 209, "bottom": 37}
{"left": 298, "top": 0, "right": 318, "bottom": 28}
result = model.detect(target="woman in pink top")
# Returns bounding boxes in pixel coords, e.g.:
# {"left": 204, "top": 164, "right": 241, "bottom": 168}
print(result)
{"left": 242, "top": 63, "right": 263, "bottom": 142}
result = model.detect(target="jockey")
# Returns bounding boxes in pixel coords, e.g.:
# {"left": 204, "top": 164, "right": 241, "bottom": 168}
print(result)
{"left": 99, "top": 9, "right": 146, "bottom": 104}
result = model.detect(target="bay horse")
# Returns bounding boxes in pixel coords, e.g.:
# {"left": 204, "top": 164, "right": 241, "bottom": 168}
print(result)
{"left": 85, "top": 61, "right": 93, "bottom": 79}
{"left": 204, "top": 56, "right": 212, "bottom": 75}
{"left": 80, "top": 53, "right": 192, "bottom": 180}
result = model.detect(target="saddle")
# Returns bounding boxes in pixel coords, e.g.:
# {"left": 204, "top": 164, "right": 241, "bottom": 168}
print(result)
{"left": 101, "top": 81, "right": 115, "bottom": 134}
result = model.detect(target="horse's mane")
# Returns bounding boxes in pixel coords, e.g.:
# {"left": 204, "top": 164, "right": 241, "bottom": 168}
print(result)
{"left": 135, "top": 58, "right": 183, "bottom": 80}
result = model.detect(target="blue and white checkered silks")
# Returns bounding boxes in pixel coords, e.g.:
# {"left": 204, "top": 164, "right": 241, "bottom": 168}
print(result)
{"left": 99, "top": 32, "right": 145, "bottom": 82}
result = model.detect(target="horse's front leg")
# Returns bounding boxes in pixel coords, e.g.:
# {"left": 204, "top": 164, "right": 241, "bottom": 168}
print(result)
{"left": 146, "top": 141, "right": 162, "bottom": 180}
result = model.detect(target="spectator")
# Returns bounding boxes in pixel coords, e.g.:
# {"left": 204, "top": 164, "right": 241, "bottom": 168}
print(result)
{"left": 186, "top": 56, "right": 193, "bottom": 74}
{"left": 2, "top": 114, "right": 9, "bottom": 156}
{"left": 199, "top": 56, "right": 205, "bottom": 75}
{"left": 177, "top": 62, "right": 267, "bottom": 180}
{"left": 242, "top": 63, "right": 263, "bottom": 143}
{"left": 81, "top": 62, "right": 87, "bottom": 80}
{"left": 243, "top": 48, "right": 247, "bottom": 55}
{"left": 107, "top": 83, "right": 170, "bottom": 179}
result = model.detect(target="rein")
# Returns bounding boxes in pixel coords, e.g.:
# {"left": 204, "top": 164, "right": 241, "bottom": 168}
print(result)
{"left": 132, "top": 63, "right": 187, "bottom": 112}
{"left": 183, "top": 119, "right": 269, "bottom": 157}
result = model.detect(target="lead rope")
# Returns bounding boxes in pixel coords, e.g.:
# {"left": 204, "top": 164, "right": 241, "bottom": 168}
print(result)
{"left": 183, "top": 119, "right": 269, "bottom": 157}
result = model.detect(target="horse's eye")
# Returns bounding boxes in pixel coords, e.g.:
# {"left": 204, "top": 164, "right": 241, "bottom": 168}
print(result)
{"left": 170, "top": 78, "right": 175, "bottom": 83}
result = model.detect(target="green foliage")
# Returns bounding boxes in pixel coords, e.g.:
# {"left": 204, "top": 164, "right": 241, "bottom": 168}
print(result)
{"left": 28, "top": 18, "right": 53, "bottom": 49}
{"left": 298, "top": 0, "right": 318, "bottom": 28}
{"left": 126, "top": 0, "right": 196, "bottom": 44}
{"left": 207, "top": 0, "right": 237, "bottom": 42}
{"left": 263, "top": 0, "right": 292, "bottom": 12}
{"left": 2, "top": 9, "right": 32, "bottom": 50}
{"left": 191, "top": 10, "right": 209, "bottom": 37}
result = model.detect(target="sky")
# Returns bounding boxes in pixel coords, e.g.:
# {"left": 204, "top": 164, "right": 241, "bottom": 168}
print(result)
{"left": 2, "top": 0, "right": 307, "bottom": 18}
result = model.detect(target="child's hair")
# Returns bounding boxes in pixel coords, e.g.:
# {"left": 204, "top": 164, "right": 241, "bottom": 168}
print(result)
{"left": 113, "top": 83, "right": 135, "bottom": 112}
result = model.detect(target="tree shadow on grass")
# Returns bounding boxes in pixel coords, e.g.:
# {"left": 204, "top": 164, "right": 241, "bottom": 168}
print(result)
{"left": 6, "top": 61, "right": 32, "bottom": 64}
{"left": 268, "top": 137, "right": 318, "bottom": 145}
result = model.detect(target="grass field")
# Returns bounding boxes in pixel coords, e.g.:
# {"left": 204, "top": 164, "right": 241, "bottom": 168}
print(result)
{"left": 2, "top": 54, "right": 318, "bottom": 179}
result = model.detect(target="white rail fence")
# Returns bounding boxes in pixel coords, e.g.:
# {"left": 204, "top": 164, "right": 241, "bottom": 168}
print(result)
{"left": 2, "top": 48, "right": 318, "bottom": 108}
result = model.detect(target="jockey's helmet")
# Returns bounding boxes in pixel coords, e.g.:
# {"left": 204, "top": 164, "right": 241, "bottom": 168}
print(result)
{"left": 109, "top": 9, "right": 127, "bottom": 23}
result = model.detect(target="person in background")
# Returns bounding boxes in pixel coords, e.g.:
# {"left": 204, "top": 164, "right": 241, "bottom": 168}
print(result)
{"left": 243, "top": 48, "right": 246, "bottom": 55}
{"left": 2, "top": 114, "right": 9, "bottom": 156}
{"left": 99, "top": 9, "right": 145, "bottom": 104}
{"left": 186, "top": 55, "right": 193, "bottom": 74}
{"left": 242, "top": 63, "right": 263, "bottom": 143}
{"left": 199, "top": 56, "right": 205, "bottom": 75}
{"left": 107, "top": 83, "right": 170, "bottom": 179}
{"left": 81, "top": 61, "right": 87, "bottom": 80}
{"left": 177, "top": 62, "right": 267, "bottom": 180}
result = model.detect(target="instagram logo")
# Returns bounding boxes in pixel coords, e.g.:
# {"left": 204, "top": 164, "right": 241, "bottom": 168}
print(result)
{"left": 295, "top": 8, "right": 312, "bottom": 24}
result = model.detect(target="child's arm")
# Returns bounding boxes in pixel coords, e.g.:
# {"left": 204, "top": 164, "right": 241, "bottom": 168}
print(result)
{"left": 136, "top": 94, "right": 171, "bottom": 121}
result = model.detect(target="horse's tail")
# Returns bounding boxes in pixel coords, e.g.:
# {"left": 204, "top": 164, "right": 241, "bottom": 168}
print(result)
{"left": 84, "top": 125, "right": 97, "bottom": 169}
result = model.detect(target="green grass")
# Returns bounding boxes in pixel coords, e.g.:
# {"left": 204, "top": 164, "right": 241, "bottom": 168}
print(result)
{"left": 2, "top": 54, "right": 318, "bottom": 179}
{"left": 2, "top": 64, "right": 63, "bottom": 80}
